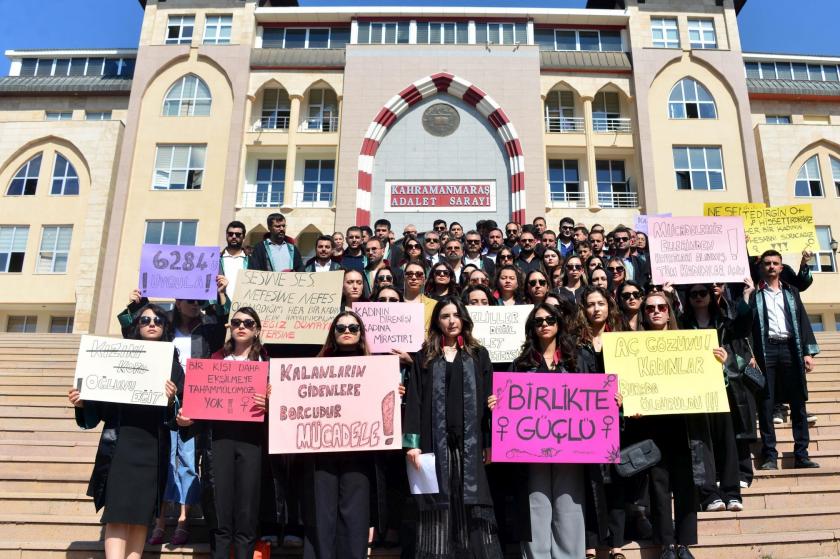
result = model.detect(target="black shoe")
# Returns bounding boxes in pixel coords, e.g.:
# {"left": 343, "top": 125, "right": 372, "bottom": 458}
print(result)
{"left": 758, "top": 458, "right": 778, "bottom": 470}
{"left": 635, "top": 513, "right": 653, "bottom": 540}
{"left": 794, "top": 457, "right": 820, "bottom": 469}
{"left": 660, "top": 545, "right": 677, "bottom": 559}
{"left": 677, "top": 546, "right": 696, "bottom": 559}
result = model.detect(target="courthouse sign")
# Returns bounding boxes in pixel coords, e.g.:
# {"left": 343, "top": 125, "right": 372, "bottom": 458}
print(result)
{"left": 385, "top": 181, "right": 496, "bottom": 212}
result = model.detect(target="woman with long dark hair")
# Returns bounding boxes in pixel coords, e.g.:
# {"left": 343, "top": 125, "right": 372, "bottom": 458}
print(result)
{"left": 558, "top": 255, "right": 587, "bottom": 305}
{"left": 541, "top": 246, "right": 563, "bottom": 282}
{"left": 588, "top": 267, "right": 610, "bottom": 292}
{"left": 462, "top": 284, "right": 498, "bottom": 306}
{"left": 495, "top": 264, "right": 524, "bottom": 306}
{"left": 524, "top": 269, "right": 550, "bottom": 305}
{"left": 69, "top": 304, "right": 182, "bottom": 559}
{"left": 404, "top": 296, "right": 503, "bottom": 559}
{"left": 342, "top": 269, "right": 369, "bottom": 309}
{"left": 616, "top": 281, "right": 644, "bottom": 331}
{"left": 495, "top": 247, "right": 515, "bottom": 270}
{"left": 425, "top": 262, "right": 459, "bottom": 301}
{"left": 586, "top": 255, "right": 606, "bottom": 275}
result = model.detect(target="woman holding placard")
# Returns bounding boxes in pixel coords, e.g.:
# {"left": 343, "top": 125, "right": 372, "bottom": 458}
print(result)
{"left": 404, "top": 296, "right": 503, "bottom": 559}
{"left": 68, "top": 304, "right": 182, "bottom": 559}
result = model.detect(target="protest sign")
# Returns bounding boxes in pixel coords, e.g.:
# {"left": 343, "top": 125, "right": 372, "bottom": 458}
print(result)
{"left": 740, "top": 203, "right": 818, "bottom": 255}
{"left": 703, "top": 202, "right": 765, "bottom": 217}
{"left": 648, "top": 216, "right": 749, "bottom": 285}
{"left": 182, "top": 358, "right": 268, "bottom": 422}
{"left": 74, "top": 335, "right": 175, "bottom": 406}
{"left": 139, "top": 244, "right": 220, "bottom": 301}
{"left": 268, "top": 355, "right": 402, "bottom": 454}
{"left": 602, "top": 330, "right": 729, "bottom": 416}
{"left": 491, "top": 372, "right": 620, "bottom": 464}
{"left": 352, "top": 302, "right": 424, "bottom": 353}
{"left": 468, "top": 305, "right": 530, "bottom": 363}
{"left": 634, "top": 213, "right": 671, "bottom": 235}
{"left": 232, "top": 270, "right": 343, "bottom": 345}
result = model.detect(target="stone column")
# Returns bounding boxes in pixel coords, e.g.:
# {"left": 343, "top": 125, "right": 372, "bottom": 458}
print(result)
{"left": 582, "top": 96, "right": 598, "bottom": 209}
{"left": 284, "top": 94, "right": 303, "bottom": 208}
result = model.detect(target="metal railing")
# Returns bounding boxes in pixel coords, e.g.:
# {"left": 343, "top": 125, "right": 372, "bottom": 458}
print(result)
{"left": 241, "top": 191, "right": 285, "bottom": 208}
{"left": 593, "top": 117, "right": 632, "bottom": 133}
{"left": 299, "top": 116, "right": 339, "bottom": 132}
{"left": 295, "top": 189, "right": 334, "bottom": 207}
{"left": 548, "top": 189, "right": 587, "bottom": 208}
{"left": 544, "top": 116, "right": 584, "bottom": 133}
{"left": 252, "top": 115, "right": 290, "bottom": 131}
{"left": 597, "top": 191, "right": 639, "bottom": 208}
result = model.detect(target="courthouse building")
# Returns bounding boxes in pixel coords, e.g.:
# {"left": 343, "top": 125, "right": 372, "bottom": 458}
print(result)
{"left": 0, "top": 0, "right": 839, "bottom": 334}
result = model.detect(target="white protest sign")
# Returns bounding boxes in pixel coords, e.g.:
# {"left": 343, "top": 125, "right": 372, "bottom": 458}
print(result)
{"left": 467, "top": 305, "right": 531, "bottom": 363}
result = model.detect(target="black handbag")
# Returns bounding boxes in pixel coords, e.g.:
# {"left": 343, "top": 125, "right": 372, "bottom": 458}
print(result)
{"left": 616, "top": 439, "right": 661, "bottom": 478}
{"left": 742, "top": 340, "right": 766, "bottom": 392}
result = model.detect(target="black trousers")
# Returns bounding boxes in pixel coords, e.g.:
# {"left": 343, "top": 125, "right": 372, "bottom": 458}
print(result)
{"left": 210, "top": 425, "right": 263, "bottom": 559}
{"left": 758, "top": 340, "right": 810, "bottom": 461}
{"left": 699, "top": 412, "right": 741, "bottom": 506}
{"left": 736, "top": 439, "right": 753, "bottom": 486}
{"left": 303, "top": 453, "right": 371, "bottom": 559}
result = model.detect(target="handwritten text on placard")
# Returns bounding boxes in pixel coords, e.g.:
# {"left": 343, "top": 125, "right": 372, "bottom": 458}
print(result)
{"left": 352, "top": 302, "right": 424, "bottom": 353}
{"left": 468, "top": 305, "right": 530, "bottom": 363}
{"left": 182, "top": 359, "right": 268, "bottom": 422}
{"left": 139, "top": 244, "right": 220, "bottom": 300}
{"left": 740, "top": 204, "right": 818, "bottom": 255}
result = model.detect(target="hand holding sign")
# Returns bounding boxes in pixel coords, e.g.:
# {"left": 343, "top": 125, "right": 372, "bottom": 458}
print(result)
{"left": 139, "top": 244, "right": 220, "bottom": 301}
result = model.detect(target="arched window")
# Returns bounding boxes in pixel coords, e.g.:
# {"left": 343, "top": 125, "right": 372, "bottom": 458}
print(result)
{"left": 795, "top": 155, "right": 823, "bottom": 197}
{"left": 50, "top": 154, "right": 79, "bottom": 195}
{"left": 668, "top": 78, "right": 717, "bottom": 119}
{"left": 162, "top": 74, "right": 211, "bottom": 116}
{"left": 831, "top": 155, "right": 840, "bottom": 197}
{"left": 6, "top": 154, "right": 42, "bottom": 196}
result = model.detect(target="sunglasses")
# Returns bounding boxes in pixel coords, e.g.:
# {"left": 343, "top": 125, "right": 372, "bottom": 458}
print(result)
{"left": 528, "top": 279, "right": 547, "bottom": 287}
{"left": 689, "top": 290, "right": 709, "bottom": 298}
{"left": 621, "top": 291, "right": 642, "bottom": 301}
{"left": 466, "top": 239, "right": 481, "bottom": 244}
{"left": 182, "top": 299, "right": 201, "bottom": 305}
{"left": 506, "top": 229, "right": 518, "bottom": 234}
{"left": 435, "top": 226, "right": 446, "bottom": 231}
{"left": 226, "top": 231, "right": 244, "bottom": 238}
{"left": 534, "top": 316, "right": 558, "bottom": 327}
{"left": 561, "top": 225, "right": 573, "bottom": 231}
{"left": 139, "top": 315, "right": 163, "bottom": 327}
{"left": 445, "top": 246, "right": 461, "bottom": 251}
{"left": 407, "top": 244, "right": 421, "bottom": 250}
{"left": 647, "top": 284, "right": 664, "bottom": 292}
{"left": 335, "top": 323, "right": 361, "bottom": 334}
{"left": 377, "top": 297, "right": 400, "bottom": 303}
{"left": 645, "top": 304, "right": 669, "bottom": 314}
{"left": 376, "top": 275, "right": 393, "bottom": 283}
{"left": 500, "top": 254, "right": 513, "bottom": 260}
{"left": 520, "top": 238, "right": 535, "bottom": 244}
{"left": 615, "top": 236, "right": 630, "bottom": 243}
{"left": 425, "top": 238, "right": 439, "bottom": 244}
{"left": 607, "top": 266, "right": 625, "bottom": 273}
{"left": 566, "top": 264, "right": 582, "bottom": 271}
{"left": 405, "top": 271, "right": 425, "bottom": 278}
{"left": 230, "top": 318, "right": 257, "bottom": 329}
{"left": 434, "top": 269, "right": 451, "bottom": 277}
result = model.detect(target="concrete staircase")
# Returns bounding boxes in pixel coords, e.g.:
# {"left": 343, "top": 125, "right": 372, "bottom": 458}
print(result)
{"left": 0, "top": 333, "right": 838, "bottom": 558}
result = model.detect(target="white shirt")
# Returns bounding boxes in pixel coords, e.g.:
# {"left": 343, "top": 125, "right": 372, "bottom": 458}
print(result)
{"left": 464, "top": 254, "right": 483, "bottom": 268}
{"left": 314, "top": 260, "right": 333, "bottom": 272}
{"left": 173, "top": 330, "right": 192, "bottom": 370}
{"left": 763, "top": 285, "right": 790, "bottom": 338}
{"left": 221, "top": 250, "right": 247, "bottom": 300}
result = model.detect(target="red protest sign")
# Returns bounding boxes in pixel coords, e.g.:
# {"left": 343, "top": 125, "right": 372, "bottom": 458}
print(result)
{"left": 183, "top": 358, "right": 268, "bottom": 422}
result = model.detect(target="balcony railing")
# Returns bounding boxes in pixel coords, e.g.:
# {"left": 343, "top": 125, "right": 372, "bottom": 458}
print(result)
{"left": 296, "top": 189, "right": 334, "bottom": 207}
{"left": 241, "top": 191, "right": 285, "bottom": 208}
{"left": 545, "top": 116, "right": 585, "bottom": 133}
{"left": 299, "top": 116, "right": 339, "bottom": 132}
{"left": 252, "top": 115, "right": 290, "bottom": 131}
{"left": 548, "top": 188, "right": 587, "bottom": 208}
{"left": 593, "top": 117, "right": 632, "bottom": 133}
{"left": 597, "top": 191, "right": 639, "bottom": 208}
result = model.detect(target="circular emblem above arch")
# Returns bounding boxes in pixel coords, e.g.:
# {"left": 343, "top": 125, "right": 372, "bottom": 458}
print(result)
{"left": 355, "top": 72, "right": 525, "bottom": 226}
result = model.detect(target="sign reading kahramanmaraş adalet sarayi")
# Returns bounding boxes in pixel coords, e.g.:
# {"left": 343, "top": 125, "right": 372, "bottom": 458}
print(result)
{"left": 385, "top": 181, "right": 496, "bottom": 212}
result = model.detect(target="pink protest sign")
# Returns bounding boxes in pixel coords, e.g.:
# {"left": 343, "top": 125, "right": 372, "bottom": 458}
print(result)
{"left": 182, "top": 359, "right": 268, "bottom": 422}
{"left": 491, "top": 372, "right": 620, "bottom": 464}
{"left": 268, "top": 355, "right": 402, "bottom": 454}
{"left": 139, "top": 244, "right": 220, "bottom": 300}
{"left": 352, "top": 302, "right": 424, "bottom": 354}
{"left": 648, "top": 216, "right": 749, "bottom": 285}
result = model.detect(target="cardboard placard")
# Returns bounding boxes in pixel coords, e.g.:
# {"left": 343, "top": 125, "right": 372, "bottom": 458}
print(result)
{"left": 602, "top": 330, "right": 729, "bottom": 416}
{"left": 703, "top": 202, "right": 766, "bottom": 217}
{"left": 491, "top": 372, "right": 620, "bottom": 464}
{"left": 352, "top": 302, "right": 425, "bottom": 354}
{"left": 139, "top": 244, "right": 220, "bottom": 300}
{"left": 740, "top": 203, "right": 818, "bottom": 255}
{"left": 468, "top": 305, "right": 531, "bottom": 363}
{"left": 268, "top": 355, "right": 402, "bottom": 454}
{"left": 232, "top": 270, "right": 343, "bottom": 345}
{"left": 74, "top": 335, "right": 174, "bottom": 406}
{"left": 182, "top": 358, "right": 269, "bottom": 422}
{"left": 634, "top": 213, "right": 671, "bottom": 235}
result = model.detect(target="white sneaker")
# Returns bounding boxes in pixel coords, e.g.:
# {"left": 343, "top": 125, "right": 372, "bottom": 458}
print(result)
{"left": 727, "top": 500, "right": 744, "bottom": 512}
{"left": 807, "top": 414, "right": 817, "bottom": 424}
{"left": 705, "top": 499, "right": 726, "bottom": 512}
{"left": 739, "top": 480, "right": 749, "bottom": 488}
{"left": 772, "top": 414, "right": 784, "bottom": 425}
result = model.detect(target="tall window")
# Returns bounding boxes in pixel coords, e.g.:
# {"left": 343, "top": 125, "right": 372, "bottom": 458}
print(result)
{"left": 145, "top": 220, "right": 197, "bottom": 245}
{"left": 203, "top": 15, "right": 232, "bottom": 45}
{"left": 476, "top": 22, "right": 527, "bottom": 45}
{"left": 547, "top": 160, "right": 582, "bottom": 204}
{"left": 544, "top": 90, "right": 578, "bottom": 132}
{"left": 795, "top": 155, "right": 823, "bottom": 197}
{"left": 831, "top": 156, "right": 840, "bottom": 196}
{"left": 50, "top": 316, "right": 75, "bottom": 334}
{"left": 305, "top": 88, "right": 338, "bottom": 131}
{"left": 153, "top": 145, "right": 206, "bottom": 190}
{"left": 593, "top": 91, "right": 621, "bottom": 131}
{"left": 255, "top": 160, "right": 285, "bottom": 207}
{"left": 688, "top": 19, "right": 717, "bottom": 49}
{"left": 668, "top": 78, "right": 717, "bottom": 119}
{"left": 596, "top": 161, "right": 633, "bottom": 207}
{"left": 166, "top": 15, "right": 195, "bottom": 45}
{"left": 651, "top": 18, "right": 679, "bottom": 48}
{"left": 6, "top": 154, "right": 41, "bottom": 196}
{"left": 37, "top": 226, "right": 72, "bottom": 273}
{"left": 6, "top": 316, "right": 36, "bottom": 333}
{"left": 50, "top": 154, "right": 79, "bottom": 196}
{"left": 301, "top": 160, "right": 335, "bottom": 205}
{"left": 163, "top": 75, "right": 212, "bottom": 116}
{"left": 416, "top": 22, "right": 469, "bottom": 45}
{"left": 356, "top": 22, "right": 409, "bottom": 44}
{"left": 260, "top": 88, "right": 291, "bottom": 129}
{"left": 0, "top": 226, "right": 29, "bottom": 273}
{"left": 810, "top": 225, "right": 836, "bottom": 273}
{"left": 554, "top": 29, "right": 622, "bottom": 52}
{"left": 673, "top": 146, "right": 725, "bottom": 190}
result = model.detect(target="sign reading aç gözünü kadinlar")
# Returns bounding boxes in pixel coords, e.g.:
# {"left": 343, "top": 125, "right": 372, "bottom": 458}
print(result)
{"left": 385, "top": 181, "right": 496, "bottom": 212}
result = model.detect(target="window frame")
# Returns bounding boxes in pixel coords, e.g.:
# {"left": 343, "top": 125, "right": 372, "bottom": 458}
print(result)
{"left": 152, "top": 145, "right": 206, "bottom": 191}
{"left": 810, "top": 225, "right": 836, "bottom": 273}
{"left": 282, "top": 27, "right": 332, "bottom": 48}
{"left": 301, "top": 159, "right": 335, "bottom": 206}
{"left": 831, "top": 155, "right": 840, "bottom": 197}
{"left": 416, "top": 21, "right": 469, "bottom": 45}
{"left": 50, "top": 154, "right": 80, "bottom": 196}
{"left": 356, "top": 21, "right": 410, "bottom": 45}
{"left": 144, "top": 220, "right": 198, "bottom": 246}
{"left": 84, "top": 111, "right": 113, "bottom": 121}
{"left": 162, "top": 74, "right": 212, "bottom": 117}
{"left": 547, "top": 159, "right": 582, "bottom": 204}
{"left": 766, "top": 115, "right": 792, "bottom": 125}
{"left": 668, "top": 78, "right": 718, "bottom": 120}
{"left": 6, "top": 315, "right": 37, "bottom": 333}
{"left": 553, "top": 29, "right": 622, "bottom": 52}
{"left": 687, "top": 18, "right": 717, "bottom": 49}
{"left": 260, "top": 88, "right": 291, "bottom": 130}
{"left": 0, "top": 225, "right": 29, "bottom": 273}
{"left": 254, "top": 159, "right": 286, "bottom": 208}
{"left": 6, "top": 154, "right": 42, "bottom": 196}
{"left": 45, "top": 112, "right": 73, "bottom": 121}
{"left": 794, "top": 155, "right": 824, "bottom": 198}
{"left": 166, "top": 15, "right": 195, "bottom": 45}
{"left": 477, "top": 22, "right": 527, "bottom": 45}
{"left": 49, "top": 316, "right": 74, "bottom": 334}
{"left": 651, "top": 17, "right": 679, "bottom": 48}
{"left": 673, "top": 146, "right": 725, "bottom": 191}
{"left": 203, "top": 14, "right": 233, "bottom": 45}
{"left": 36, "top": 225, "right": 72, "bottom": 274}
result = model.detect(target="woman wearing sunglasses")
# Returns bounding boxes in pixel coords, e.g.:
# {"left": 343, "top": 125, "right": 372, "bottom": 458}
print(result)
{"left": 524, "top": 269, "right": 551, "bottom": 305}
{"left": 425, "top": 262, "right": 459, "bottom": 301}
{"left": 468, "top": 268, "right": 491, "bottom": 288}
{"left": 373, "top": 267, "right": 396, "bottom": 290}
{"left": 494, "top": 264, "right": 524, "bottom": 306}
{"left": 557, "top": 255, "right": 587, "bottom": 306}
{"left": 633, "top": 292, "right": 728, "bottom": 559}
{"left": 495, "top": 247, "right": 516, "bottom": 271}
{"left": 616, "top": 281, "right": 645, "bottom": 331}
{"left": 69, "top": 304, "right": 182, "bottom": 559}
{"left": 404, "top": 296, "right": 503, "bottom": 558}
{"left": 606, "top": 257, "right": 627, "bottom": 297}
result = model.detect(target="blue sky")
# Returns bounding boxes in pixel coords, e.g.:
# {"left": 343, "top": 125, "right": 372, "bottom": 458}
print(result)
{"left": 1, "top": 0, "right": 838, "bottom": 75}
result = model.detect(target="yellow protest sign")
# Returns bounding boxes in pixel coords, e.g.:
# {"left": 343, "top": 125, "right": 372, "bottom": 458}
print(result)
{"left": 741, "top": 203, "right": 817, "bottom": 255}
{"left": 602, "top": 329, "right": 729, "bottom": 416}
{"left": 703, "top": 202, "right": 765, "bottom": 217}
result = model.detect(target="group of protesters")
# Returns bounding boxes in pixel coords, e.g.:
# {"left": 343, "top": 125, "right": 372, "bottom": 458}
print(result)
{"left": 68, "top": 211, "right": 820, "bottom": 559}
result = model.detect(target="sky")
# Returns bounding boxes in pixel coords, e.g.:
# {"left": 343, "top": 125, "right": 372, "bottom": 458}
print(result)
{"left": 0, "top": 0, "right": 839, "bottom": 75}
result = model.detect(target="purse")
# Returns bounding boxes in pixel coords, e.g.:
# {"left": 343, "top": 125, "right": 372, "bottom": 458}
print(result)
{"left": 616, "top": 439, "right": 661, "bottom": 478}
{"left": 742, "top": 339, "right": 766, "bottom": 392}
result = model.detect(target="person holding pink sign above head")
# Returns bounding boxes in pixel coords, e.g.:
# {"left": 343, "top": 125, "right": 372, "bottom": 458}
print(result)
{"left": 404, "top": 296, "right": 503, "bottom": 559}
{"left": 68, "top": 304, "right": 182, "bottom": 559}
{"left": 176, "top": 306, "right": 269, "bottom": 559}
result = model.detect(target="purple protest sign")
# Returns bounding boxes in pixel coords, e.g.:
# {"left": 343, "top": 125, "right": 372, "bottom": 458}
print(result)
{"left": 139, "top": 244, "right": 220, "bottom": 301}
{"left": 491, "top": 372, "right": 620, "bottom": 464}
{"left": 634, "top": 213, "right": 671, "bottom": 234}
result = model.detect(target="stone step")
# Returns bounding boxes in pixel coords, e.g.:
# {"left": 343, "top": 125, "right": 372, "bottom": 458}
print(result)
{"left": 698, "top": 505, "right": 840, "bottom": 536}
{"left": 0, "top": 492, "right": 93, "bottom": 516}
{"left": 0, "top": 456, "right": 92, "bottom": 477}
{"left": 0, "top": 428, "right": 100, "bottom": 443}
{"left": 0, "top": 406, "right": 76, "bottom": 419}
{"left": 0, "top": 377, "right": 75, "bottom": 387}
{"left": 760, "top": 435, "right": 840, "bottom": 453}
{"left": 0, "top": 472, "right": 90, "bottom": 494}
{"left": 0, "top": 441, "right": 95, "bottom": 459}
{"left": 0, "top": 394, "right": 72, "bottom": 406}
{"left": 742, "top": 483, "right": 840, "bottom": 510}
{"left": 752, "top": 466, "right": 840, "bottom": 487}
{"left": 0, "top": 386, "right": 72, "bottom": 396}
{"left": 773, "top": 422, "right": 840, "bottom": 437}
{"left": 750, "top": 449, "right": 840, "bottom": 469}
{"left": 0, "top": 417, "right": 86, "bottom": 431}
{"left": 0, "top": 514, "right": 210, "bottom": 543}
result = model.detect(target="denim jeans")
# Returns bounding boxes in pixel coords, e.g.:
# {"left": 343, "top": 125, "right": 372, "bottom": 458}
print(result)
{"left": 164, "top": 430, "right": 201, "bottom": 505}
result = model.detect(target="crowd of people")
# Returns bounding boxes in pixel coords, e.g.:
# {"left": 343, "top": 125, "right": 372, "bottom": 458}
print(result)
{"left": 68, "top": 211, "right": 821, "bottom": 559}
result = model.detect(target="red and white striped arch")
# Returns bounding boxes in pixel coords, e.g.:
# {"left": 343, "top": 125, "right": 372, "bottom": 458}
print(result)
{"left": 355, "top": 72, "right": 525, "bottom": 226}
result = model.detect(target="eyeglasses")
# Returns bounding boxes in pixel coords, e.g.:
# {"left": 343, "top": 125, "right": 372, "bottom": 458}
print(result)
{"left": 226, "top": 231, "right": 244, "bottom": 238}
{"left": 689, "top": 289, "right": 709, "bottom": 299}
{"left": 376, "top": 275, "right": 393, "bottom": 283}
{"left": 534, "top": 316, "right": 558, "bottom": 327}
{"left": 565, "top": 264, "right": 582, "bottom": 271}
{"left": 435, "top": 226, "right": 446, "bottom": 232}
{"left": 615, "top": 236, "right": 630, "bottom": 243}
{"left": 377, "top": 297, "right": 400, "bottom": 303}
{"left": 520, "top": 238, "right": 535, "bottom": 244}
{"left": 560, "top": 225, "right": 573, "bottom": 231}
{"left": 335, "top": 323, "right": 361, "bottom": 334}
{"left": 500, "top": 254, "right": 513, "bottom": 260}
{"left": 230, "top": 318, "right": 257, "bottom": 329}
{"left": 466, "top": 239, "right": 481, "bottom": 244}
{"left": 405, "top": 271, "right": 425, "bottom": 278}
{"left": 425, "top": 238, "right": 439, "bottom": 244}
{"left": 621, "top": 291, "right": 642, "bottom": 301}
{"left": 607, "top": 266, "right": 625, "bottom": 274}
{"left": 506, "top": 229, "right": 518, "bottom": 234}
{"left": 445, "top": 246, "right": 461, "bottom": 252}
{"left": 407, "top": 244, "right": 421, "bottom": 250}
{"left": 644, "top": 304, "right": 669, "bottom": 314}
{"left": 528, "top": 279, "right": 547, "bottom": 287}
{"left": 434, "top": 269, "right": 451, "bottom": 277}
{"left": 139, "top": 316, "right": 163, "bottom": 327}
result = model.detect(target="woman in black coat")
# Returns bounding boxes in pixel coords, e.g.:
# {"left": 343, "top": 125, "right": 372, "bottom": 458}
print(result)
{"left": 404, "top": 295, "right": 503, "bottom": 559}
{"left": 68, "top": 304, "right": 182, "bottom": 559}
